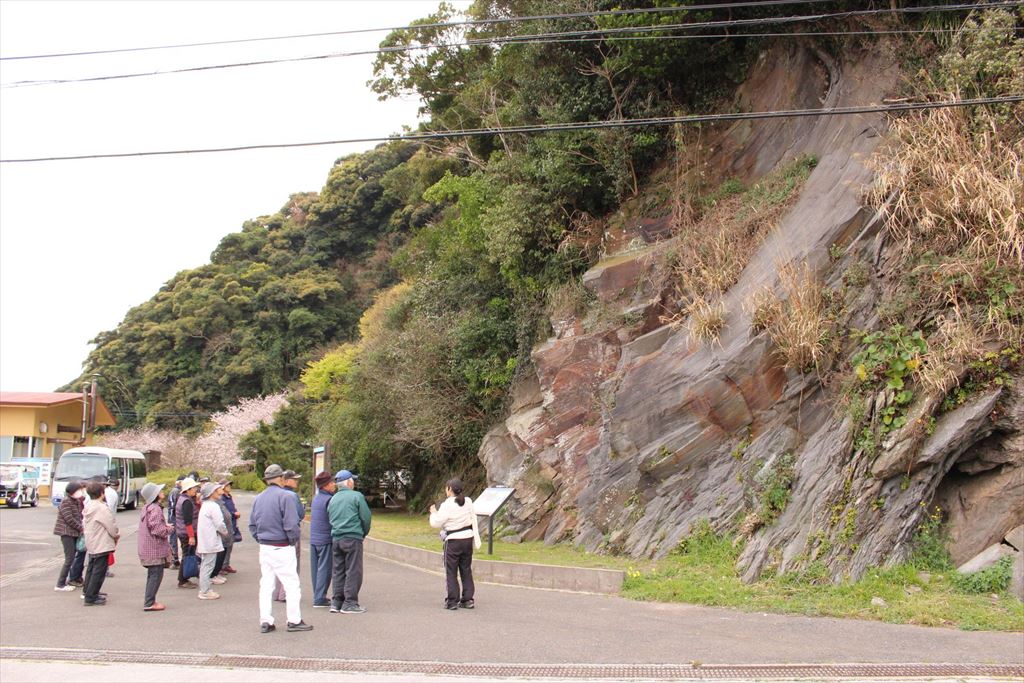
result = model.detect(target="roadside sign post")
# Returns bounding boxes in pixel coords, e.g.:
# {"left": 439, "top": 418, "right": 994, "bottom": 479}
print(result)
{"left": 472, "top": 486, "right": 515, "bottom": 555}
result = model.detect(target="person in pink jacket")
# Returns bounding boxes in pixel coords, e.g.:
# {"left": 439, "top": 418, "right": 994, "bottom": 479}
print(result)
{"left": 82, "top": 481, "right": 119, "bottom": 606}
{"left": 137, "top": 483, "right": 172, "bottom": 611}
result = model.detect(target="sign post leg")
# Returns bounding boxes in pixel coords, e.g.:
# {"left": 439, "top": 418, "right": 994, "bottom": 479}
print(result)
{"left": 488, "top": 515, "right": 494, "bottom": 555}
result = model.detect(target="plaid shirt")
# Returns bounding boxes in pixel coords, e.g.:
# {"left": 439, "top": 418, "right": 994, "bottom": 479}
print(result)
{"left": 137, "top": 502, "right": 170, "bottom": 564}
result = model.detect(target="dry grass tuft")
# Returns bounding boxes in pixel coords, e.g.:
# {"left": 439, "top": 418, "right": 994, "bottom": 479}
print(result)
{"left": 867, "top": 105, "right": 1022, "bottom": 268}
{"left": 666, "top": 155, "right": 817, "bottom": 315}
{"left": 688, "top": 298, "right": 727, "bottom": 346}
{"left": 747, "top": 287, "right": 782, "bottom": 334}
{"left": 762, "top": 262, "right": 835, "bottom": 373}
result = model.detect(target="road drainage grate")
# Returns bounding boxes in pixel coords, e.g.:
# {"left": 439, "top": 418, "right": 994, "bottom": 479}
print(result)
{"left": 2, "top": 647, "right": 1022, "bottom": 680}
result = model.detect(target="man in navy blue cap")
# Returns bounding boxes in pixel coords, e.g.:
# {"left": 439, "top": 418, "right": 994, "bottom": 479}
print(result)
{"left": 327, "top": 470, "right": 371, "bottom": 614}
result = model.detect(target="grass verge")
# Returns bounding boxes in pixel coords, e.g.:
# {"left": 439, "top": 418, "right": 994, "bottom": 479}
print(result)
{"left": 371, "top": 512, "right": 1023, "bottom": 632}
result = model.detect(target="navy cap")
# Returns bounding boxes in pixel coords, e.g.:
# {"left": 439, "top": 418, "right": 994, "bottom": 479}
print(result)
{"left": 335, "top": 470, "right": 358, "bottom": 482}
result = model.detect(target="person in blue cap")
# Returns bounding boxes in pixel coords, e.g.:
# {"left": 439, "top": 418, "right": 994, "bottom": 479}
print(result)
{"left": 327, "top": 470, "right": 371, "bottom": 614}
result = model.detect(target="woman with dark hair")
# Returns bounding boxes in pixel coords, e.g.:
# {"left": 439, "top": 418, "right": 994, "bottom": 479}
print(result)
{"left": 138, "top": 482, "right": 172, "bottom": 611}
{"left": 53, "top": 480, "right": 86, "bottom": 591}
{"left": 83, "top": 480, "right": 119, "bottom": 606}
{"left": 429, "top": 478, "right": 481, "bottom": 610}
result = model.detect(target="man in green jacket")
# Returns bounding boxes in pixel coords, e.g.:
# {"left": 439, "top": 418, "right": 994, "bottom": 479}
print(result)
{"left": 328, "top": 470, "right": 371, "bottom": 614}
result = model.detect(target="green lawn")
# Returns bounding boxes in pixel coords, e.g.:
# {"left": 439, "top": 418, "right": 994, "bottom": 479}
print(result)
{"left": 370, "top": 511, "right": 1024, "bottom": 632}
{"left": 369, "top": 510, "right": 652, "bottom": 570}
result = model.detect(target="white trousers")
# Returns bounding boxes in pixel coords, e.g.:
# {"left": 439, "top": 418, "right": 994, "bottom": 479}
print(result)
{"left": 259, "top": 544, "right": 301, "bottom": 625}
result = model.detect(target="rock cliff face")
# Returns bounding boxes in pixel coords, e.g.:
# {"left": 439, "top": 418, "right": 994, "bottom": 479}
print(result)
{"left": 477, "top": 43, "right": 1023, "bottom": 582}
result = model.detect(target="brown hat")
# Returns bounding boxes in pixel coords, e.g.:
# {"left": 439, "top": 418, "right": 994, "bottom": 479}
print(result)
{"left": 314, "top": 470, "right": 332, "bottom": 487}
{"left": 282, "top": 469, "right": 301, "bottom": 480}
{"left": 218, "top": 478, "right": 233, "bottom": 487}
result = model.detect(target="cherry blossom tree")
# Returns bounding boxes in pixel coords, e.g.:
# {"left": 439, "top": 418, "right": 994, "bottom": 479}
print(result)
{"left": 193, "top": 393, "right": 290, "bottom": 473}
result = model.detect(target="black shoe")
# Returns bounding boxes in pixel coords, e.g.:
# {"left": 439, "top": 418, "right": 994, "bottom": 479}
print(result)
{"left": 329, "top": 603, "right": 342, "bottom": 613}
{"left": 84, "top": 598, "right": 107, "bottom": 606}
{"left": 260, "top": 623, "right": 275, "bottom": 634}
{"left": 287, "top": 621, "right": 313, "bottom": 632}
{"left": 313, "top": 600, "right": 330, "bottom": 608}
{"left": 172, "top": 561, "right": 180, "bottom": 569}
{"left": 459, "top": 599, "right": 475, "bottom": 609}
{"left": 68, "top": 580, "right": 84, "bottom": 588}
{"left": 445, "top": 603, "right": 459, "bottom": 610}
{"left": 340, "top": 604, "right": 366, "bottom": 614}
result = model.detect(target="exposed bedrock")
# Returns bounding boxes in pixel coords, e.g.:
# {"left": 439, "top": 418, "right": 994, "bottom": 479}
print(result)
{"left": 476, "top": 43, "right": 1023, "bottom": 582}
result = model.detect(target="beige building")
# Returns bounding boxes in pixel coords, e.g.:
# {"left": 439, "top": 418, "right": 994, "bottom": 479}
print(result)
{"left": 0, "top": 391, "right": 116, "bottom": 495}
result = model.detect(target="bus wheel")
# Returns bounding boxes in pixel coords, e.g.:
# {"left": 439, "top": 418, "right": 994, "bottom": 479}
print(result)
{"left": 10, "top": 494, "right": 22, "bottom": 509}
{"left": 125, "top": 494, "right": 137, "bottom": 510}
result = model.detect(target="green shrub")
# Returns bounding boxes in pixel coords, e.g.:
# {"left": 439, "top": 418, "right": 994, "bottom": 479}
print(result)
{"left": 910, "top": 506, "right": 953, "bottom": 572}
{"left": 230, "top": 470, "right": 266, "bottom": 492}
{"left": 951, "top": 556, "right": 1014, "bottom": 595}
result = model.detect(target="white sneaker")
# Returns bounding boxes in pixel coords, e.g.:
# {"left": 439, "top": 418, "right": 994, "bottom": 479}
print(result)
{"left": 197, "top": 591, "right": 220, "bottom": 600}
{"left": 211, "top": 576, "right": 227, "bottom": 585}
{"left": 54, "top": 585, "right": 75, "bottom": 592}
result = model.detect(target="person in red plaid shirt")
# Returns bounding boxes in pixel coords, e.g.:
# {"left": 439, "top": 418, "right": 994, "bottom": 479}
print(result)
{"left": 138, "top": 483, "right": 173, "bottom": 611}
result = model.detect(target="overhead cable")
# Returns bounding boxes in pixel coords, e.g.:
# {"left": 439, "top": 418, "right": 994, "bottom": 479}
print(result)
{"left": 4, "top": 25, "right": 1014, "bottom": 89}
{"left": 2, "top": 95, "right": 1019, "bottom": 164}
{"left": 0, "top": 0, "right": 840, "bottom": 61}
{"left": 5, "top": 1, "right": 1018, "bottom": 89}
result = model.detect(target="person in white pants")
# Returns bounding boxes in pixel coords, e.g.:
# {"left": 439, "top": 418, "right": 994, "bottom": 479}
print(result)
{"left": 248, "top": 464, "right": 312, "bottom": 633}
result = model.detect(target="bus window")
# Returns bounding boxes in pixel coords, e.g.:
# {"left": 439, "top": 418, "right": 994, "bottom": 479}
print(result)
{"left": 54, "top": 454, "right": 108, "bottom": 481}
{"left": 108, "top": 458, "right": 123, "bottom": 483}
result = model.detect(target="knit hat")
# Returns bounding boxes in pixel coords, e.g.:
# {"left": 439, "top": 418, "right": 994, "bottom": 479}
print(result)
{"left": 140, "top": 482, "right": 164, "bottom": 505}
{"left": 314, "top": 470, "right": 333, "bottom": 488}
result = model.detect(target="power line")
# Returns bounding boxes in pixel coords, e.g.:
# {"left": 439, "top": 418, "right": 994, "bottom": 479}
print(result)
{"left": 5, "top": 25, "right": 1013, "bottom": 89}
{"left": 0, "top": 0, "right": 840, "bottom": 61}
{"left": 5, "top": 1, "right": 1017, "bottom": 89}
{"left": 3, "top": 96, "right": 1018, "bottom": 164}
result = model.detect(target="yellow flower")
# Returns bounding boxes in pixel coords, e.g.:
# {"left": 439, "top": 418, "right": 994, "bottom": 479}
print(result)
{"left": 906, "top": 358, "right": 921, "bottom": 371}
{"left": 855, "top": 364, "right": 869, "bottom": 381}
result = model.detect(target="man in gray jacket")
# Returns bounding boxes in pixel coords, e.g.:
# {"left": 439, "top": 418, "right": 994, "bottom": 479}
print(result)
{"left": 249, "top": 464, "right": 312, "bottom": 633}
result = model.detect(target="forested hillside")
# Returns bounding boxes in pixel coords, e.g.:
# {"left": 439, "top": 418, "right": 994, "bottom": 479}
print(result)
{"left": 72, "top": 0, "right": 1021, "bottom": 532}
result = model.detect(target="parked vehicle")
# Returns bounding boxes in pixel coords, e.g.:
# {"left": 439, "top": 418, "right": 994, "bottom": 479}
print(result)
{"left": 51, "top": 447, "right": 147, "bottom": 509}
{"left": 0, "top": 463, "right": 40, "bottom": 508}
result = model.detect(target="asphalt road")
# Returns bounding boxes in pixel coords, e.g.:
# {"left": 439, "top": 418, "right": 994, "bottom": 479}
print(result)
{"left": 1, "top": 492, "right": 1021, "bottom": 673}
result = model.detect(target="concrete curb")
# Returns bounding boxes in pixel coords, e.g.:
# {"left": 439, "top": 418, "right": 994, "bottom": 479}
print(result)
{"left": 364, "top": 537, "right": 625, "bottom": 595}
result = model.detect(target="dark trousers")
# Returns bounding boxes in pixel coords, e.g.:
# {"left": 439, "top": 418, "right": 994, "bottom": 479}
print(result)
{"left": 177, "top": 540, "right": 196, "bottom": 585}
{"left": 84, "top": 552, "right": 110, "bottom": 603}
{"left": 444, "top": 538, "right": 475, "bottom": 606}
{"left": 69, "top": 547, "right": 86, "bottom": 583}
{"left": 144, "top": 564, "right": 164, "bottom": 607}
{"left": 57, "top": 535, "right": 77, "bottom": 587}
{"left": 331, "top": 538, "right": 364, "bottom": 607}
{"left": 310, "top": 543, "right": 332, "bottom": 605}
{"left": 213, "top": 549, "right": 226, "bottom": 577}
{"left": 168, "top": 529, "right": 180, "bottom": 562}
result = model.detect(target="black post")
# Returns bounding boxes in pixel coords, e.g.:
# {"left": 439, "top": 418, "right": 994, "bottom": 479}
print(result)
{"left": 488, "top": 515, "right": 494, "bottom": 555}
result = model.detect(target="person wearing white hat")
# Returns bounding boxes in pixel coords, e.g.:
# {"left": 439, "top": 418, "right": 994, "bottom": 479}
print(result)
{"left": 137, "top": 483, "right": 171, "bottom": 611}
{"left": 197, "top": 482, "right": 228, "bottom": 600}
{"left": 174, "top": 477, "right": 201, "bottom": 589}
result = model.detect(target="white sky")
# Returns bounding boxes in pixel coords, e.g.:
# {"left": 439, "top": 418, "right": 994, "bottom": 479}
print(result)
{"left": 0, "top": 0, "right": 466, "bottom": 393}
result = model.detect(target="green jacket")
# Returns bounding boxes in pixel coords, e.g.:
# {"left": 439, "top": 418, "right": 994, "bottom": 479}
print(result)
{"left": 327, "top": 487, "right": 371, "bottom": 540}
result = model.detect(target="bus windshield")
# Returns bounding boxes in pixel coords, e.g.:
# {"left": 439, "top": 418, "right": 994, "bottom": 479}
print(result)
{"left": 54, "top": 454, "right": 108, "bottom": 481}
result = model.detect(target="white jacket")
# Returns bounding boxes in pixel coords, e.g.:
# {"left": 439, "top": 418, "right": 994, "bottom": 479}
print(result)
{"left": 429, "top": 496, "right": 481, "bottom": 549}
{"left": 197, "top": 499, "right": 227, "bottom": 554}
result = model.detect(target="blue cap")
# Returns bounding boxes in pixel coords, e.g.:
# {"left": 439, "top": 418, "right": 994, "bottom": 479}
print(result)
{"left": 335, "top": 470, "right": 358, "bottom": 482}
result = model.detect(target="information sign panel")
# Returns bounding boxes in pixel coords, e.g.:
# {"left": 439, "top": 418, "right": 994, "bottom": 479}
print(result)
{"left": 473, "top": 486, "right": 514, "bottom": 517}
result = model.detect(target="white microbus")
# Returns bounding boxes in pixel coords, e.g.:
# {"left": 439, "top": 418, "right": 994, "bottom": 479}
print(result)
{"left": 51, "top": 447, "right": 147, "bottom": 509}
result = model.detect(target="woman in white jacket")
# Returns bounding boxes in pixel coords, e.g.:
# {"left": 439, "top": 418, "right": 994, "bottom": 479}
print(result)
{"left": 429, "top": 478, "right": 481, "bottom": 610}
{"left": 196, "top": 482, "right": 228, "bottom": 600}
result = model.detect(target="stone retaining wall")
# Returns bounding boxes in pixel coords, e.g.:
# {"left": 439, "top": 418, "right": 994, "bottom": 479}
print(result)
{"left": 364, "top": 537, "right": 624, "bottom": 595}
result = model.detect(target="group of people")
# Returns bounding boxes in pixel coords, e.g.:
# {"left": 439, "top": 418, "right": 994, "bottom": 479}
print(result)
{"left": 52, "top": 472, "right": 242, "bottom": 609}
{"left": 53, "top": 462, "right": 483, "bottom": 631}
